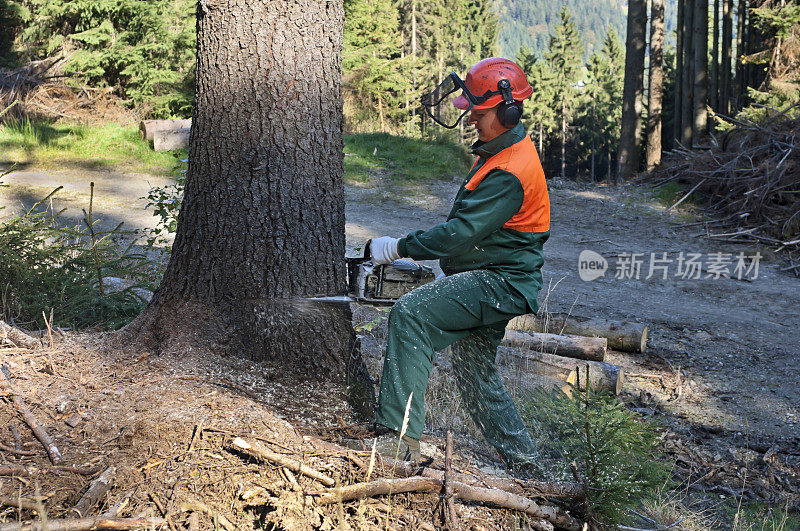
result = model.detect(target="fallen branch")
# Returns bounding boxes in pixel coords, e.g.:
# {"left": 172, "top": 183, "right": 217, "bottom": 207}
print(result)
{"left": 0, "top": 465, "right": 31, "bottom": 476}
{"left": 0, "top": 365, "right": 62, "bottom": 464}
{"left": 0, "top": 321, "right": 40, "bottom": 349}
{"left": 228, "top": 437, "right": 334, "bottom": 487}
{"left": 71, "top": 466, "right": 116, "bottom": 517}
{"left": 315, "top": 476, "right": 583, "bottom": 530}
{"left": 0, "top": 442, "right": 36, "bottom": 456}
{"left": 147, "top": 491, "right": 178, "bottom": 531}
{"left": 179, "top": 500, "right": 235, "bottom": 531}
{"left": 315, "top": 476, "right": 441, "bottom": 504}
{"left": 443, "top": 430, "right": 459, "bottom": 530}
{"left": 390, "top": 460, "right": 587, "bottom": 502}
{"left": 452, "top": 482, "right": 583, "bottom": 531}
{"left": 0, "top": 496, "right": 42, "bottom": 512}
{"left": 0, "top": 518, "right": 163, "bottom": 531}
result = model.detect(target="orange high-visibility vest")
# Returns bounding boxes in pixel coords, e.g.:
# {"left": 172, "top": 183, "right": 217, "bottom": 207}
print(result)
{"left": 465, "top": 136, "right": 550, "bottom": 233}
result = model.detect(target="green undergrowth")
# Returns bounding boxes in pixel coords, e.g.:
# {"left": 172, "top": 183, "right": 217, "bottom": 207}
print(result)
{"left": 650, "top": 180, "right": 701, "bottom": 210}
{"left": 0, "top": 118, "right": 186, "bottom": 175}
{"left": 0, "top": 188, "right": 154, "bottom": 330}
{"left": 518, "top": 385, "right": 671, "bottom": 525}
{"left": 728, "top": 500, "right": 800, "bottom": 531}
{"left": 344, "top": 132, "right": 471, "bottom": 184}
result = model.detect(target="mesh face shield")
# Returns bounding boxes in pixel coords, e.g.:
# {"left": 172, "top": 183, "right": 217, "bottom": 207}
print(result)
{"left": 420, "top": 72, "right": 508, "bottom": 129}
{"left": 420, "top": 72, "right": 473, "bottom": 129}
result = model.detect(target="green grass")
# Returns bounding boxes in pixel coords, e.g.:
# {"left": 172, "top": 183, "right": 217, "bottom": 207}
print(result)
{"left": 728, "top": 500, "right": 800, "bottom": 531}
{"left": 344, "top": 132, "right": 471, "bottom": 184}
{"left": 0, "top": 119, "right": 186, "bottom": 175}
{"left": 1, "top": 121, "right": 470, "bottom": 183}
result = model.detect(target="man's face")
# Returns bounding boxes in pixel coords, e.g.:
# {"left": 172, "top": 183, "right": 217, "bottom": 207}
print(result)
{"left": 468, "top": 106, "right": 509, "bottom": 142}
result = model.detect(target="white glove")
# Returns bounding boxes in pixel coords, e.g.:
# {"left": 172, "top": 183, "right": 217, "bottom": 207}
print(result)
{"left": 370, "top": 237, "right": 401, "bottom": 265}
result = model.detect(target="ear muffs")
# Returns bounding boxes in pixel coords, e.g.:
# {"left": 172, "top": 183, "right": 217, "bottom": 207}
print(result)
{"left": 496, "top": 78, "right": 522, "bottom": 127}
{"left": 498, "top": 101, "right": 522, "bottom": 127}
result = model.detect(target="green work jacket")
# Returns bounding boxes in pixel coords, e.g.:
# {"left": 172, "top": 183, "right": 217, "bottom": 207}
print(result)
{"left": 398, "top": 123, "right": 550, "bottom": 313}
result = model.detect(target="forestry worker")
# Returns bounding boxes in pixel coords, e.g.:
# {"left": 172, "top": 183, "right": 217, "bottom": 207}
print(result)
{"left": 366, "top": 57, "right": 551, "bottom": 477}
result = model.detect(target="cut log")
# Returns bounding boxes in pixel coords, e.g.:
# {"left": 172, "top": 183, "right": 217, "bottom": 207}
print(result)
{"left": 507, "top": 313, "right": 648, "bottom": 353}
{"left": 499, "top": 366, "right": 577, "bottom": 396}
{"left": 501, "top": 330, "right": 607, "bottom": 362}
{"left": 153, "top": 128, "right": 190, "bottom": 152}
{"left": 138, "top": 119, "right": 191, "bottom": 142}
{"left": 0, "top": 321, "right": 40, "bottom": 349}
{"left": 497, "top": 349, "right": 624, "bottom": 395}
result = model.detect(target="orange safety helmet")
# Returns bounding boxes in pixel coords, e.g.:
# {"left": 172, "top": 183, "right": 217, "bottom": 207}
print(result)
{"left": 452, "top": 57, "right": 533, "bottom": 111}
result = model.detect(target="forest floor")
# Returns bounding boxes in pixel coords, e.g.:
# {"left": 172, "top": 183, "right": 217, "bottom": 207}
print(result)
{"left": 1, "top": 165, "right": 799, "bottom": 529}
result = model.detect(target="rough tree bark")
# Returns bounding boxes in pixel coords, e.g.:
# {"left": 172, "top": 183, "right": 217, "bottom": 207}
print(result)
{"left": 617, "top": 0, "right": 647, "bottom": 181}
{"left": 121, "top": 1, "right": 373, "bottom": 414}
{"left": 736, "top": 0, "right": 747, "bottom": 108}
{"left": 645, "top": 0, "right": 665, "bottom": 171}
{"left": 674, "top": 0, "right": 684, "bottom": 145}
{"left": 711, "top": 0, "right": 719, "bottom": 112}
{"left": 680, "top": 0, "right": 695, "bottom": 147}
{"left": 721, "top": 0, "right": 733, "bottom": 115}
{"left": 693, "top": 0, "right": 709, "bottom": 142}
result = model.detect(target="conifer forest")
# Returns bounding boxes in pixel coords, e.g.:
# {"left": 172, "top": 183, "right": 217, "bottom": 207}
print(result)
{"left": 0, "top": 0, "right": 799, "bottom": 529}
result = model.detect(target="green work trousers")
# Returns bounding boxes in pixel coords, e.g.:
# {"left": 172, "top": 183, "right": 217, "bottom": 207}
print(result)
{"left": 375, "top": 269, "right": 540, "bottom": 468}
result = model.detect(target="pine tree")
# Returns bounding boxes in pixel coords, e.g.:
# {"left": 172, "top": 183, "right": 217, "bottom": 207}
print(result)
{"left": 343, "top": 0, "right": 409, "bottom": 133}
{"left": 577, "top": 27, "right": 623, "bottom": 180}
{"left": 517, "top": 45, "right": 558, "bottom": 161}
{"left": 544, "top": 5, "right": 584, "bottom": 179}
{"left": 17, "top": 0, "right": 196, "bottom": 117}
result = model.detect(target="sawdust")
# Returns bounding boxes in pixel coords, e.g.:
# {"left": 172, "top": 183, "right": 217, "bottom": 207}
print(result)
{"left": 0, "top": 334, "right": 550, "bottom": 529}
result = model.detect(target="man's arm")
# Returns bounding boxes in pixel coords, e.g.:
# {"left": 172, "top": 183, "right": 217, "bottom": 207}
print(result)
{"left": 399, "top": 170, "right": 523, "bottom": 260}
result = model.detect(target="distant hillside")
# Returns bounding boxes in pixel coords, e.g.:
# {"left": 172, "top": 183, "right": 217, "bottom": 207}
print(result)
{"left": 494, "top": 0, "right": 677, "bottom": 59}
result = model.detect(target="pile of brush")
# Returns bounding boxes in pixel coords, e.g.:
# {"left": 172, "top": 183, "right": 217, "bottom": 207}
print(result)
{"left": 0, "top": 56, "right": 115, "bottom": 121}
{"left": 646, "top": 107, "right": 800, "bottom": 270}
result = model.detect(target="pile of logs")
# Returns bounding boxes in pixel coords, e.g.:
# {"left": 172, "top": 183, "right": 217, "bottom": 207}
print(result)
{"left": 497, "top": 313, "right": 649, "bottom": 395}
{"left": 139, "top": 119, "right": 191, "bottom": 151}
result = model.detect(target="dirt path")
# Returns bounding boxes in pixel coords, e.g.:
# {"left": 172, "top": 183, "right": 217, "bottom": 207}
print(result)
{"left": 3, "top": 167, "right": 799, "bottom": 442}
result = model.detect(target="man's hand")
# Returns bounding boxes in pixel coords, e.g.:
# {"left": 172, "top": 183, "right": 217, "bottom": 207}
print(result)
{"left": 370, "top": 237, "right": 401, "bottom": 265}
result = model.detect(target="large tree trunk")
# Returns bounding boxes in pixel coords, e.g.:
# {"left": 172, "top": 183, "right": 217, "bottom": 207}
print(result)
{"left": 617, "top": 0, "right": 647, "bottom": 181}
{"left": 120, "top": 1, "right": 373, "bottom": 415}
{"left": 693, "top": 0, "right": 709, "bottom": 143}
{"left": 674, "top": 0, "right": 684, "bottom": 146}
{"left": 645, "top": 0, "right": 665, "bottom": 171}
{"left": 680, "top": 0, "right": 695, "bottom": 147}
{"left": 721, "top": 0, "right": 733, "bottom": 115}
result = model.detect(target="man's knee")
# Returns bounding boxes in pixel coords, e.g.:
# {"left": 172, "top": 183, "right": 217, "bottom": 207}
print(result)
{"left": 389, "top": 293, "right": 421, "bottom": 327}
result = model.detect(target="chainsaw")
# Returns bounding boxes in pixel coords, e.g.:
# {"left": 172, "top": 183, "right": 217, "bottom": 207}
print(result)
{"left": 310, "top": 243, "right": 435, "bottom": 305}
